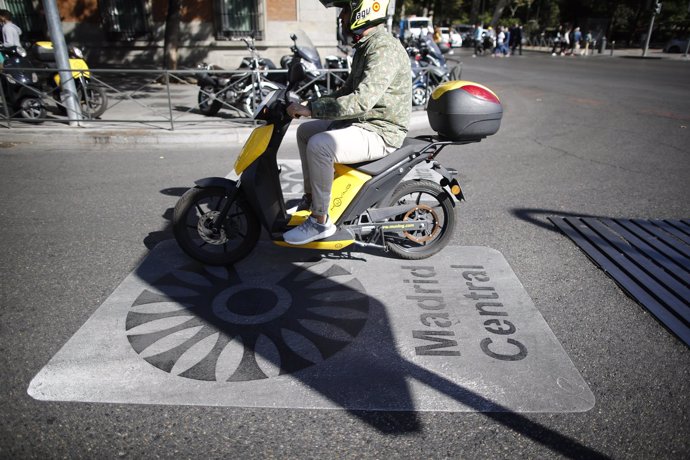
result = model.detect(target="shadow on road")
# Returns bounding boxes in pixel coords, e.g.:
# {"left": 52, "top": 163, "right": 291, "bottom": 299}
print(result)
{"left": 131, "top": 196, "right": 608, "bottom": 458}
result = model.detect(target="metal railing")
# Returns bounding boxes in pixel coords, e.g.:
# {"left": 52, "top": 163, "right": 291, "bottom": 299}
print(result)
{"left": 0, "top": 66, "right": 350, "bottom": 130}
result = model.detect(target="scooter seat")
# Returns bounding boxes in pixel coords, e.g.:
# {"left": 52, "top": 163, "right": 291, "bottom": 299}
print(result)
{"left": 350, "top": 138, "right": 427, "bottom": 176}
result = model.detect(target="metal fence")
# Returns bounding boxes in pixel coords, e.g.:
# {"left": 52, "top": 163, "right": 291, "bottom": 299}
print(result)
{"left": 0, "top": 66, "right": 350, "bottom": 130}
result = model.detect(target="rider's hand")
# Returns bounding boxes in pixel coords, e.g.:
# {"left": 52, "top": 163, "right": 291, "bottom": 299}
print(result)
{"left": 287, "top": 102, "right": 311, "bottom": 119}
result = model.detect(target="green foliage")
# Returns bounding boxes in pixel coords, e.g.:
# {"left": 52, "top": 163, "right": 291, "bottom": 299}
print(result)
{"left": 393, "top": 0, "right": 689, "bottom": 41}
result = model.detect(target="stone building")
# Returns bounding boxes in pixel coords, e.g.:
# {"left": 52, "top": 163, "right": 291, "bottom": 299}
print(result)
{"left": 0, "top": 0, "right": 340, "bottom": 68}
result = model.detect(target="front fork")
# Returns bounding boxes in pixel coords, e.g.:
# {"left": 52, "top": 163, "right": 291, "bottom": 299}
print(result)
{"left": 191, "top": 177, "right": 242, "bottom": 236}
{"left": 208, "top": 179, "right": 241, "bottom": 234}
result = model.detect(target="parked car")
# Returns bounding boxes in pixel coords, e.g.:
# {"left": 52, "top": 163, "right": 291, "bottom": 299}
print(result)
{"left": 439, "top": 26, "right": 462, "bottom": 48}
{"left": 663, "top": 38, "right": 689, "bottom": 53}
{"left": 401, "top": 16, "right": 432, "bottom": 40}
{"left": 454, "top": 24, "right": 474, "bottom": 46}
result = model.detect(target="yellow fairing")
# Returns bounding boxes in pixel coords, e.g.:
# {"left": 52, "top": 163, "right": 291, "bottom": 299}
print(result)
{"left": 431, "top": 80, "right": 499, "bottom": 101}
{"left": 53, "top": 59, "right": 91, "bottom": 84}
{"left": 234, "top": 124, "right": 274, "bottom": 174}
{"left": 288, "top": 210, "right": 311, "bottom": 227}
{"left": 274, "top": 240, "right": 355, "bottom": 250}
{"left": 328, "top": 164, "right": 371, "bottom": 222}
{"left": 37, "top": 42, "right": 91, "bottom": 82}
{"left": 280, "top": 163, "right": 368, "bottom": 250}
{"left": 287, "top": 164, "right": 369, "bottom": 224}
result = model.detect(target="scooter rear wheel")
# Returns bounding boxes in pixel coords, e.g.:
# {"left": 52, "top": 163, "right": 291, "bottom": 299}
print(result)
{"left": 383, "top": 180, "right": 456, "bottom": 260}
{"left": 173, "top": 186, "right": 261, "bottom": 266}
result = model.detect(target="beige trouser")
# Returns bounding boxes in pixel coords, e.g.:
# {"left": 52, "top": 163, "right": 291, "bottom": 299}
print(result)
{"left": 296, "top": 120, "right": 392, "bottom": 216}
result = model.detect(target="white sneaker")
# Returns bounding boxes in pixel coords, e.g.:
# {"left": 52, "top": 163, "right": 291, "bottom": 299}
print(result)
{"left": 283, "top": 216, "right": 336, "bottom": 245}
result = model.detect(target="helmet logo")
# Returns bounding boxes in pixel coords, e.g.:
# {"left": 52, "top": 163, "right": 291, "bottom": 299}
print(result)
{"left": 372, "top": 1, "right": 380, "bottom": 12}
{"left": 355, "top": 7, "right": 371, "bottom": 20}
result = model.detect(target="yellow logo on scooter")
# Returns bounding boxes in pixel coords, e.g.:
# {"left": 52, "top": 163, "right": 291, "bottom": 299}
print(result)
{"left": 235, "top": 124, "right": 274, "bottom": 174}
{"left": 328, "top": 164, "right": 370, "bottom": 222}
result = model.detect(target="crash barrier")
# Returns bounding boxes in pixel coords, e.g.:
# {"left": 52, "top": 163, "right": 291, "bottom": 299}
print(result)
{"left": 0, "top": 66, "right": 350, "bottom": 130}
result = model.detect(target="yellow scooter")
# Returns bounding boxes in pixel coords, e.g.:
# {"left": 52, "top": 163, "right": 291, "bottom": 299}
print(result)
{"left": 173, "top": 59, "right": 503, "bottom": 266}
{"left": 30, "top": 41, "right": 108, "bottom": 118}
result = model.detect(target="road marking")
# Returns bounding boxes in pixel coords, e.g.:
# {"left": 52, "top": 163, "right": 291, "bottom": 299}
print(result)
{"left": 29, "top": 241, "right": 594, "bottom": 412}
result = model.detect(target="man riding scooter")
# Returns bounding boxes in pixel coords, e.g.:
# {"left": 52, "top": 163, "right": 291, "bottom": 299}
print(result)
{"left": 283, "top": 0, "right": 412, "bottom": 245}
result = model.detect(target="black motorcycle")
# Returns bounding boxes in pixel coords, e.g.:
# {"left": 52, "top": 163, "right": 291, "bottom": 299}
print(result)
{"left": 0, "top": 46, "right": 46, "bottom": 122}
{"left": 280, "top": 30, "right": 349, "bottom": 100}
{"left": 406, "top": 35, "right": 461, "bottom": 107}
{"left": 196, "top": 34, "right": 284, "bottom": 117}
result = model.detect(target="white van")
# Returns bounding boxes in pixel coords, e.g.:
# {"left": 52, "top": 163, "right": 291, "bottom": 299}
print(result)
{"left": 401, "top": 16, "right": 432, "bottom": 39}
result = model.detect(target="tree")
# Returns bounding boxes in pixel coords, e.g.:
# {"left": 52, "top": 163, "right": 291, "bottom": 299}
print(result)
{"left": 470, "top": 0, "right": 481, "bottom": 24}
{"left": 163, "top": 0, "right": 181, "bottom": 70}
{"left": 489, "top": 0, "right": 512, "bottom": 27}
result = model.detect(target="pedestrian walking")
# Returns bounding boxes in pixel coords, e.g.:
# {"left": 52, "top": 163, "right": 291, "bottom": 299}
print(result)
{"left": 0, "top": 10, "right": 22, "bottom": 48}
{"left": 572, "top": 27, "right": 582, "bottom": 56}
{"left": 510, "top": 23, "right": 523, "bottom": 56}
{"left": 473, "top": 22, "right": 483, "bottom": 57}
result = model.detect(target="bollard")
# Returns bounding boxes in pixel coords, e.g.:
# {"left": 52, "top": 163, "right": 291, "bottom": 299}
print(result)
{"left": 610, "top": 40, "right": 615, "bottom": 56}
{"left": 599, "top": 36, "right": 607, "bottom": 54}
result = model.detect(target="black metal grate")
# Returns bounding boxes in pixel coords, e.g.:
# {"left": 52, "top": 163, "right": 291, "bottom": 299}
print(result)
{"left": 550, "top": 216, "right": 690, "bottom": 346}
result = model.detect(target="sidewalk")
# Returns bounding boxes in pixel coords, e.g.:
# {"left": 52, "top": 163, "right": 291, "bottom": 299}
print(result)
{"left": 1, "top": 110, "right": 432, "bottom": 146}
{"left": 523, "top": 44, "right": 689, "bottom": 60}
{"left": 1, "top": 81, "right": 432, "bottom": 147}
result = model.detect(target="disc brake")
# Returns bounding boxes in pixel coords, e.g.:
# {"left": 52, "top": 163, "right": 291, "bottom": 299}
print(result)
{"left": 402, "top": 204, "right": 440, "bottom": 243}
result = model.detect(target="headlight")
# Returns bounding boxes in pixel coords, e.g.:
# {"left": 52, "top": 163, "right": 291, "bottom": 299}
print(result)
{"left": 17, "top": 46, "right": 27, "bottom": 57}
{"left": 70, "top": 46, "right": 84, "bottom": 59}
{"left": 6, "top": 74, "right": 16, "bottom": 85}
{"left": 31, "top": 72, "right": 38, "bottom": 83}
{"left": 303, "top": 61, "right": 317, "bottom": 72}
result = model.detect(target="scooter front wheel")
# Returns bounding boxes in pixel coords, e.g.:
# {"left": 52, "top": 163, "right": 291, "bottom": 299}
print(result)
{"left": 79, "top": 84, "right": 108, "bottom": 118}
{"left": 16, "top": 96, "right": 46, "bottom": 123}
{"left": 383, "top": 180, "right": 456, "bottom": 260}
{"left": 173, "top": 186, "right": 261, "bottom": 266}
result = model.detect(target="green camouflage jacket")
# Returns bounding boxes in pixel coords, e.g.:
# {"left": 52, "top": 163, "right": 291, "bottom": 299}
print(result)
{"left": 310, "top": 24, "right": 412, "bottom": 148}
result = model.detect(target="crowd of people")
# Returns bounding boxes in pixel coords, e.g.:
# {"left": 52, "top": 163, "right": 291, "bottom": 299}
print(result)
{"left": 470, "top": 23, "right": 525, "bottom": 57}
{"left": 468, "top": 22, "right": 594, "bottom": 58}
{"left": 549, "top": 25, "right": 592, "bottom": 56}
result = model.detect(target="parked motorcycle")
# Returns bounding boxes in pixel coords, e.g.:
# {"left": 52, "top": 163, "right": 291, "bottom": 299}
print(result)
{"left": 280, "top": 30, "right": 350, "bottom": 100}
{"left": 407, "top": 35, "right": 461, "bottom": 107}
{"left": 196, "top": 34, "right": 284, "bottom": 117}
{"left": 409, "top": 53, "right": 429, "bottom": 107}
{"left": 0, "top": 45, "right": 46, "bottom": 122}
{"left": 172, "top": 56, "right": 503, "bottom": 266}
{"left": 28, "top": 41, "right": 108, "bottom": 119}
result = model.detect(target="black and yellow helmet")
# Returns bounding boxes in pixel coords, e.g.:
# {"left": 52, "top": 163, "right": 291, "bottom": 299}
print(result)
{"left": 319, "top": 0, "right": 391, "bottom": 34}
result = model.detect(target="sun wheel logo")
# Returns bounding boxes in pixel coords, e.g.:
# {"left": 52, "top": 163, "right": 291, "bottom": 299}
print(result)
{"left": 372, "top": 2, "right": 380, "bottom": 12}
{"left": 126, "top": 260, "right": 368, "bottom": 382}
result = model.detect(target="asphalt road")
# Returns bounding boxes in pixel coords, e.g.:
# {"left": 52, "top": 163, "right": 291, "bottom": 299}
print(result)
{"left": 1, "top": 49, "right": 689, "bottom": 458}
